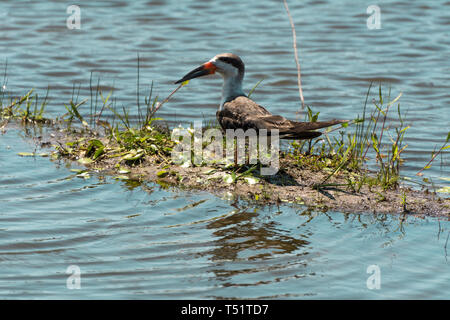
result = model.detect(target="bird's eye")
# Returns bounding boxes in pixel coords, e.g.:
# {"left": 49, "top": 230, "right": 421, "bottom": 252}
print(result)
{"left": 217, "top": 57, "right": 243, "bottom": 72}
{"left": 218, "top": 57, "right": 231, "bottom": 64}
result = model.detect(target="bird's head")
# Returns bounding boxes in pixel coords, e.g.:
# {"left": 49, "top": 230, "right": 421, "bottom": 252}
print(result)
{"left": 175, "top": 53, "right": 245, "bottom": 84}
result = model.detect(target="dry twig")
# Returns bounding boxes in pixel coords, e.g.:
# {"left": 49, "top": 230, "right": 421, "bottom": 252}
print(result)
{"left": 283, "top": 0, "right": 305, "bottom": 110}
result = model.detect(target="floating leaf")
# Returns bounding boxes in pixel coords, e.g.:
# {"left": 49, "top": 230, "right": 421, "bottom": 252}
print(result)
{"left": 122, "top": 149, "right": 144, "bottom": 161}
{"left": 436, "top": 186, "right": 450, "bottom": 193}
{"left": 50, "top": 153, "right": 59, "bottom": 160}
{"left": 181, "top": 161, "right": 191, "bottom": 168}
{"left": 157, "top": 170, "right": 169, "bottom": 178}
{"left": 78, "top": 158, "right": 94, "bottom": 165}
{"left": 223, "top": 174, "right": 234, "bottom": 184}
{"left": 223, "top": 191, "right": 234, "bottom": 200}
{"left": 126, "top": 213, "right": 140, "bottom": 219}
{"left": 244, "top": 176, "right": 260, "bottom": 185}
{"left": 86, "top": 139, "right": 105, "bottom": 160}
{"left": 114, "top": 175, "right": 130, "bottom": 180}
{"left": 203, "top": 169, "right": 217, "bottom": 175}
{"left": 224, "top": 163, "right": 235, "bottom": 169}
{"left": 70, "top": 169, "right": 86, "bottom": 173}
{"left": 76, "top": 172, "right": 91, "bottom": 179}
{"left": 18, "top": 151, "right": 48, "bottom": 157}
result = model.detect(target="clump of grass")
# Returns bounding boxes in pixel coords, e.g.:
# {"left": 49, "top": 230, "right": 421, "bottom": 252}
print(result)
{"left": 64, "top": 98, "right": 89, "bottom": 127}
{"left": 0, "top": 88, "right": 50, "bottom": 123}
{"left": 417, "top": 131, "right": 450, "bottom": 176}
{"left": 290, "top": 82, "right": 410, "bottom": 191}
{"left": 56, "top": 84, "right": 175, "bottom": 167}
{"left": 110, "top": 119, "right": 174, "bottom": 159}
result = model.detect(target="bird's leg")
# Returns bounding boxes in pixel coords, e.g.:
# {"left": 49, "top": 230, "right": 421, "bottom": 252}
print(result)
{"left": 233, "top": 139, "right": 245, "bottom": 173}
{"left": 245, "top": 139, "right": 249, "bottom": 166}
{"left": 234, "top": 139, "right": 238, "bottom": 168}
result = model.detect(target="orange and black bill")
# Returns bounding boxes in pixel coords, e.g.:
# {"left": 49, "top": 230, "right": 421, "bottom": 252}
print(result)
{"left": 174, "top": 62, "right": 216, "bottom": 84}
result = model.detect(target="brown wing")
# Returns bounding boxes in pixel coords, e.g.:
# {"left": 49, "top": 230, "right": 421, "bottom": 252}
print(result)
{"left": 217, "top": 96, "right": 347, "bottom": 140}
{"left": 217, "top": 96, "right": 271, "bottom": 131}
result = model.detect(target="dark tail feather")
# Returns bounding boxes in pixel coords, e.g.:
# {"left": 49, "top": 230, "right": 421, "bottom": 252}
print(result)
{"left": 279, "top": 119, "right": 348, "bottom": 140}
{"left": 279, "top": 131, "right": 322, "bottom": 140}
{"left": 290, "top": 119, "right": 348, "bottom": 131}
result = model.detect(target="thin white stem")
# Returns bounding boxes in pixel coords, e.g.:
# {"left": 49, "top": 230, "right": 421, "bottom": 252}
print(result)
{"left": 283, "top": 0, "right": 305, "bottom": 110}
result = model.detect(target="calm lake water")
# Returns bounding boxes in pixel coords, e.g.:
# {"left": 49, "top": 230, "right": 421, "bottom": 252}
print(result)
{"left": 0, "top": 0, "right": 449, "bottom": 299}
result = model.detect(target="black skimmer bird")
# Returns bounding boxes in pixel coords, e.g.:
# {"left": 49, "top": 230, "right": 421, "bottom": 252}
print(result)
{"left": 175, "top": 53, "right": 346, "bottom": 139}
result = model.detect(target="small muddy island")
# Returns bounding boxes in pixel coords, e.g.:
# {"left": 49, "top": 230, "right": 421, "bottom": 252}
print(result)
{"left": 51, "top": 131, "right": 449, "bottom": 217}
{"left": 2, "top": 87, "right": 449, "bottom": 217}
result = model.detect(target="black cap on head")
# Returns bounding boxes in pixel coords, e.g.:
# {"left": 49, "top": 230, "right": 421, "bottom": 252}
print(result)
{"left": 215, "top": 53, "right": 245, "bottom": 75}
